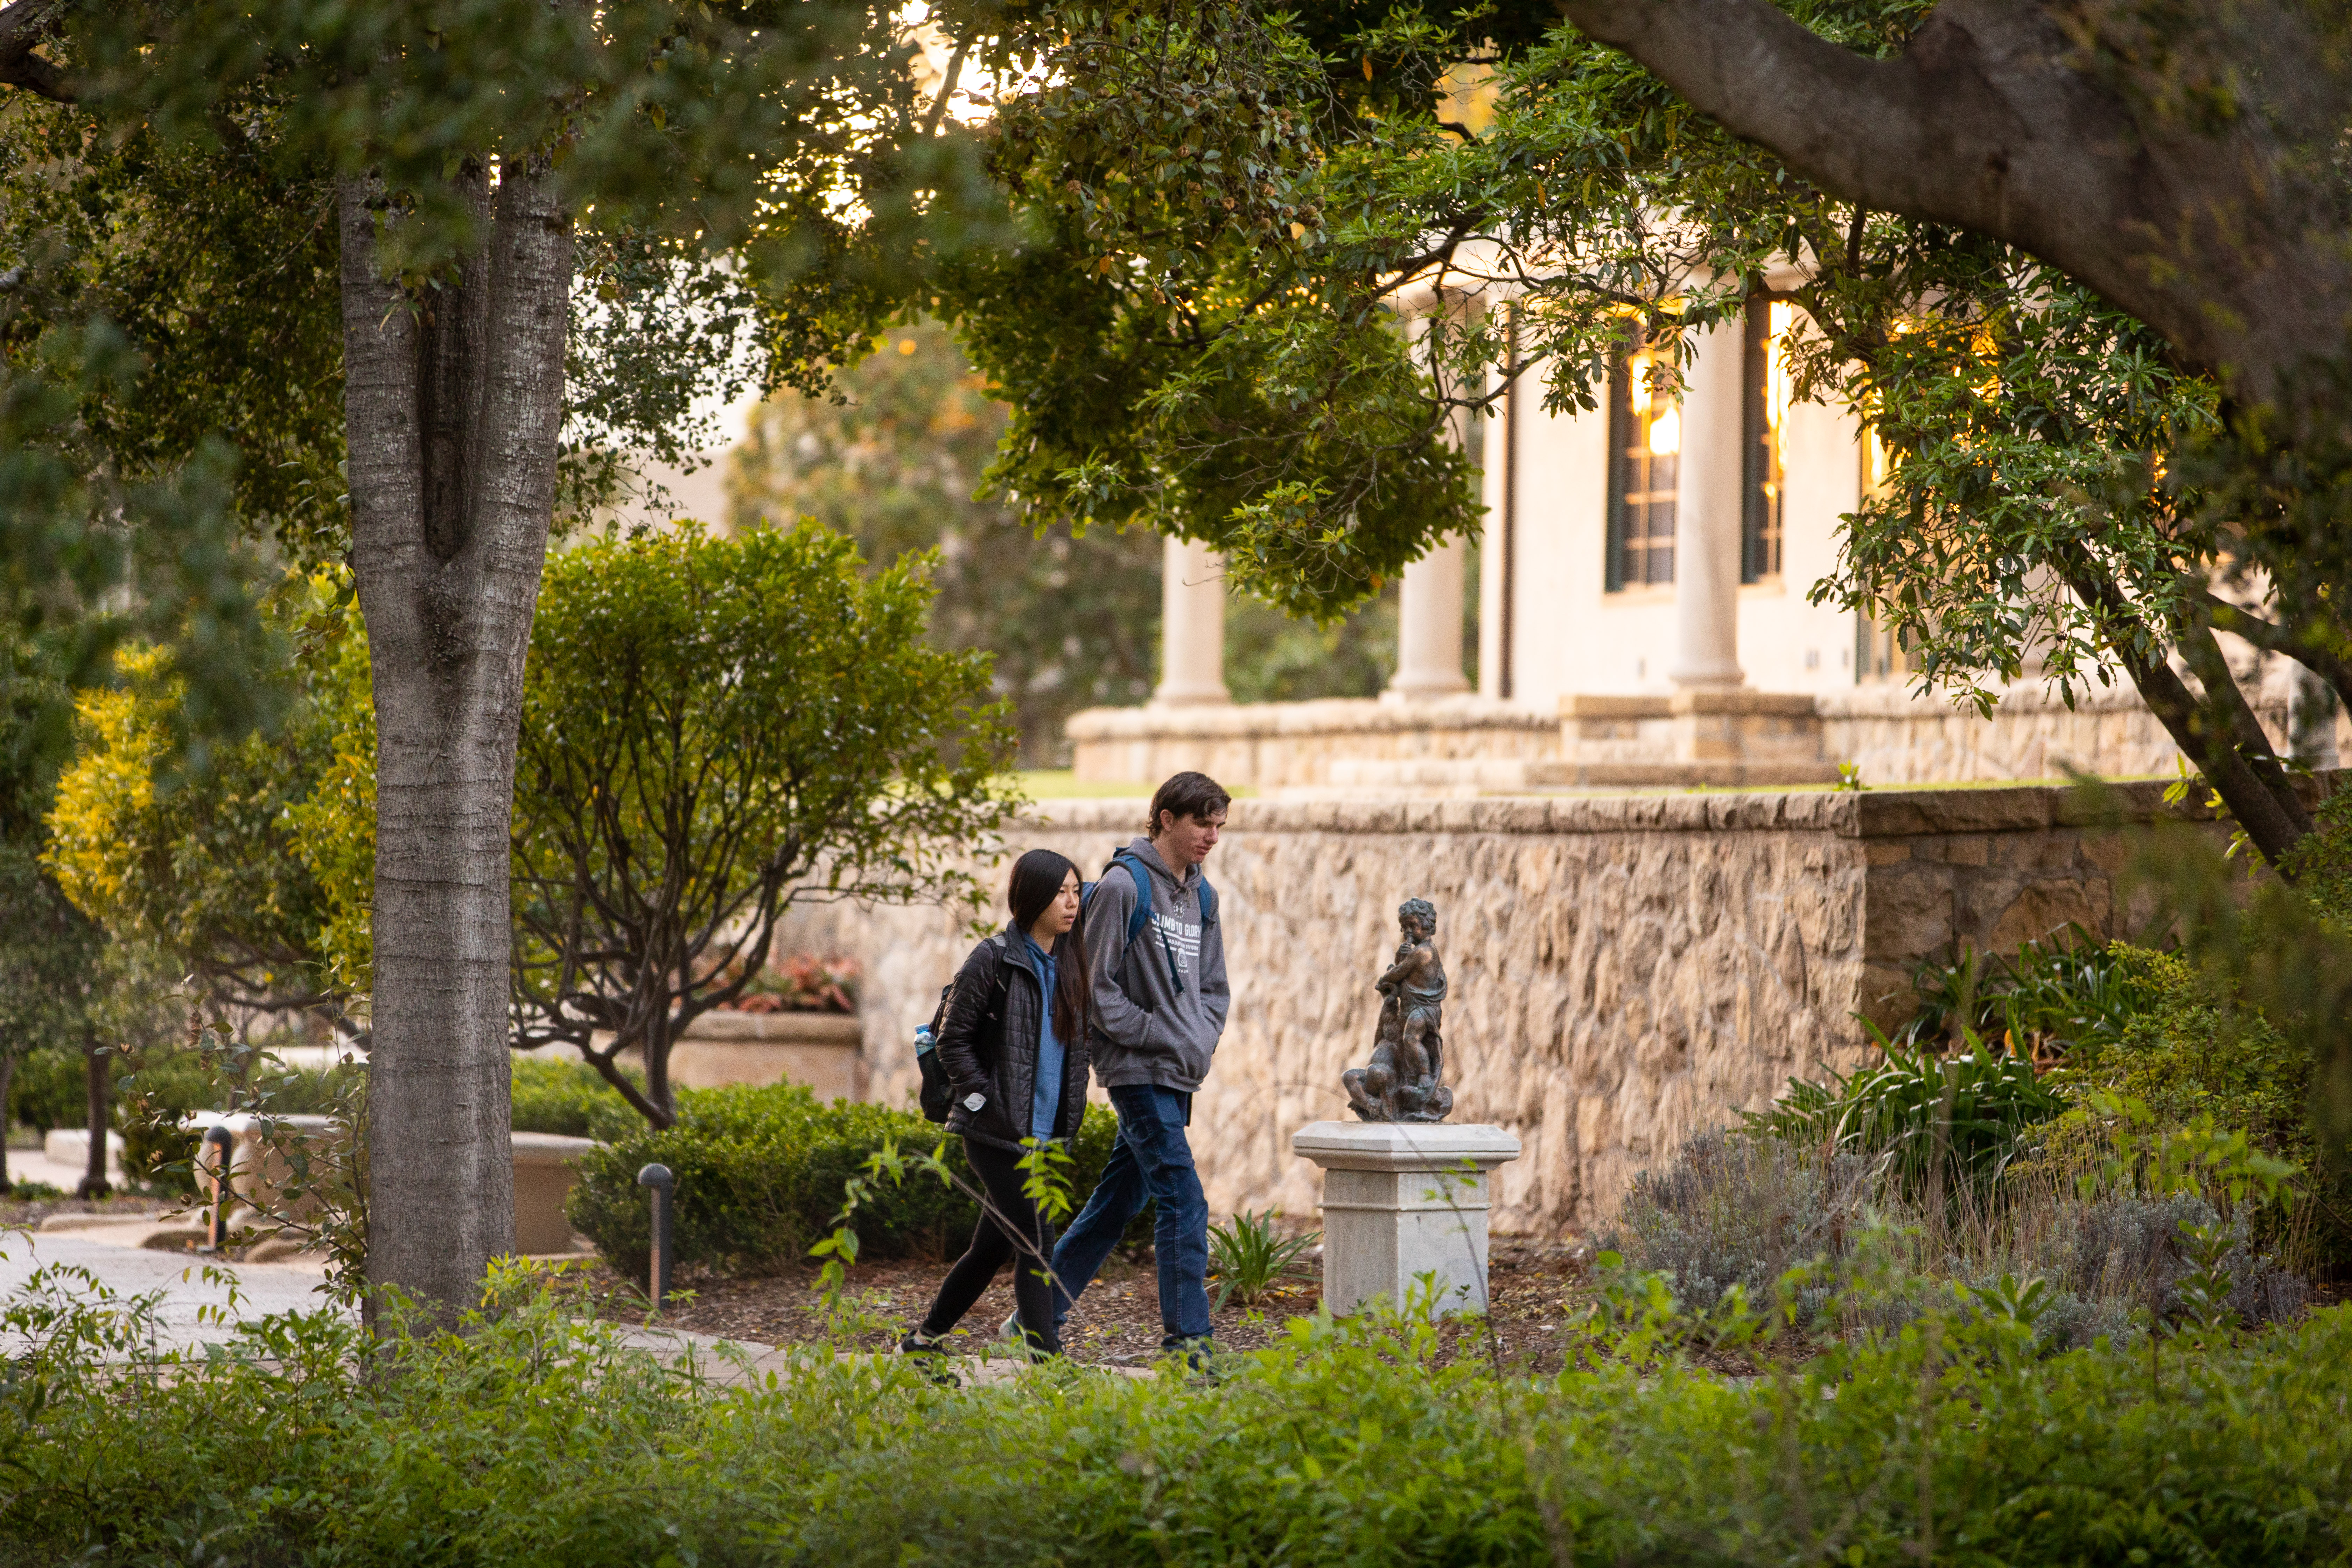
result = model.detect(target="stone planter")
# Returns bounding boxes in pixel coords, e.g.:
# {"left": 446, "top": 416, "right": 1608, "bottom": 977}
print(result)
{"left": 190, "top": 1114, "right": 595, "bottom": 1257}
{"left": 618, "top": 1010, "right": 866, "bottom": 1100}
{"left": 510, "top": 1132, "right": 596, "bottom": 1255}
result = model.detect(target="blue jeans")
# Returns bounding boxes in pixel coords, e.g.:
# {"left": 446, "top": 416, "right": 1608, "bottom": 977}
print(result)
{"left": 1050, "top": 1084, "right": 1213, "bottom": 1346}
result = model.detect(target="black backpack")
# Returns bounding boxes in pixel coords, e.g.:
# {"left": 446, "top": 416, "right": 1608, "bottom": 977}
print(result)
{"left": 915, "top": 945, "right": 1006, "bottom": 1124}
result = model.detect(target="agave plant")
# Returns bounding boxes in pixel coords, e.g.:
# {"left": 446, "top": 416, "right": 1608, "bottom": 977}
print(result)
{"left": 1206, "top": 1209, "right": 1320, "bottom": 1310}
{"left": 1745, "top": 1035, "right": 2067, "bottom": 1200}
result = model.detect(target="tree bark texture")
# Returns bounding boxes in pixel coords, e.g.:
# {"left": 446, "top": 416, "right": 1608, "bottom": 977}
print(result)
{"left": 0, "top": 1052, "right": 13, "bottom": 1191}
{"left": 1554, "top": 0, "right": 2352, "bottom": 427}
{"left": 339, "top": 164, "right": 572, "bottom": 1311}
{"left": 79, "top": 1036, "right": 107, "bottom": 1197}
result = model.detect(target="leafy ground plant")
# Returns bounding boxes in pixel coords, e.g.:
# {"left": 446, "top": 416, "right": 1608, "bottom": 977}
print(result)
{"left": 1206, "top": 1208, "right": 1318, "bottom": 1309}
{"left": 8, "top": 1250, "right": 2352, "bottom": 1563}
{"left": 1742, "top": 1044, "right": 2067, "bottom": 1198}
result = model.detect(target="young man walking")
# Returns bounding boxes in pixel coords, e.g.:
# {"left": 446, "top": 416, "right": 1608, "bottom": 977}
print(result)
{"left": 1048, "top": 770, "right": 1231, "bottom": 1359}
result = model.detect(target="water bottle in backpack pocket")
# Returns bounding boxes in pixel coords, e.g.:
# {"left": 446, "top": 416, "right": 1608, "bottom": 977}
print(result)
{"left": 915, "top": 982, "right": 953, "bottom": 1124}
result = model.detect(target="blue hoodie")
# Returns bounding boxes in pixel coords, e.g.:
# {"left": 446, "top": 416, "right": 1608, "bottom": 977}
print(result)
{"left": 1014, "top": 926, "right": 1065, "bottom": 1141}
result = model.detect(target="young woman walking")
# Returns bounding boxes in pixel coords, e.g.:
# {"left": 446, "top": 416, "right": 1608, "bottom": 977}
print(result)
{"left": 901, "top": 849, "right": 1092, "bottom": 1374}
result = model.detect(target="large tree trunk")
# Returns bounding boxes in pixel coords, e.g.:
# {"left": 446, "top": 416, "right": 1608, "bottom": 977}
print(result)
{"left": 339, "top": 161, "right": 572, "bottom": 1313}
{"left": 0, "top": 1051, "right": 13, "bottom": 1191}
{"left": 1554, "top": 0, "right": 2352, "bottom": 440}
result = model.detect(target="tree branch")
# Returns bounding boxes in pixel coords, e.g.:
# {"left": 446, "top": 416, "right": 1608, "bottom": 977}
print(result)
{"left": 1553, "top": 0, "right": 2352, "bottom": 411}
{"left": 2198, "top": 589, "right": 2352, "bottom": 715}
{"left": 0, "top": 0, "right": 76, "bottom": 103}
{"left": 2065, "top": 564, "right": 2311, "bottom": 870}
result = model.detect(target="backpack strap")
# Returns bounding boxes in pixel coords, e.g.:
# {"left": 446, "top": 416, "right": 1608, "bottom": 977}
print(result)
{"left": 1087, "top": 849, "right": 1209, "bottom": 998}
{"left": 932, "top": 936, "right": 1009, "bottom": 1035}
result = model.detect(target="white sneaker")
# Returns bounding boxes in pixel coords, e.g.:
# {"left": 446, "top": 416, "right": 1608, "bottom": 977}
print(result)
{"left": 997, "top": 1310, "right": 1021, "bottom": 1343}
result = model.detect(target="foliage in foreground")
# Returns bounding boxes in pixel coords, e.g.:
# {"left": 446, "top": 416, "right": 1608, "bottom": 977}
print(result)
{"left": 7, "top": 1255, "right": 2352, "bottom": 1565}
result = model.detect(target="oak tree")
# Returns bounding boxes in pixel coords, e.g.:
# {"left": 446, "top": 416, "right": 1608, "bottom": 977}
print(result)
{"left": 0, "top": 0, "right": 986, "bottom": 1309}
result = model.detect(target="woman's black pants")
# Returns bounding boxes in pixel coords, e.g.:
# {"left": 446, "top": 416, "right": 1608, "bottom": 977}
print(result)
{"left": 918, "top": 1136, "right": 1061, "bottom": 1354}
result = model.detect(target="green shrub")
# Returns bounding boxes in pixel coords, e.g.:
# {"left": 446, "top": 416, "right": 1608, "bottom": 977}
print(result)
{"left": 509, "top": 1052, "right": 643, "bottom": 1140}
{"left": 1891, "top": 922, "right": 2140, "bottom": 1059}
{"left": 2051, "top": 944, "right": 2352, "bottom": 1263}
{"left": 1620, "top": 1127, "right": 2309, "bottom": 1345}
{"left": 9, "top": 1265, "right": 2352, "bottom": 1564}
{"left": 568, "top": 1087, "right": 1138, "bottom": 1278}
{"left": 1743, "top": 1045, "right": 2067, "bottom": 1196}
{"left": 7, "top": 1046, "right": 85, "bottom": 1132}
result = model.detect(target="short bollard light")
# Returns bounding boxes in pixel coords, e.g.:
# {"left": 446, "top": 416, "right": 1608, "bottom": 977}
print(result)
{"left": 201, "top": 1124, "right": 237, "bottom": 1253}
{"left": 636, "top": 1162, "right": 674, "bottom": 1312}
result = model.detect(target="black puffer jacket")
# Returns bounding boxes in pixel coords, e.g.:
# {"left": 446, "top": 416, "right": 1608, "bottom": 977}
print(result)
{"left": 939, "top": 926, "right": 1091, "bottom": 1152}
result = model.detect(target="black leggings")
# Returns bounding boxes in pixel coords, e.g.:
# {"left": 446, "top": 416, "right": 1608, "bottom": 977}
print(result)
{"left": 919, "top": 1137, "right": 1061, "bottom": 1355}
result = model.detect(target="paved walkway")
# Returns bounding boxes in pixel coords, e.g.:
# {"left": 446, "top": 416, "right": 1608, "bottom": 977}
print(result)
{"left": 0, "top": 1223, "right": 348, "bottom": 1357}
{"left": 0, "top": 1223, "right": 1132, "bottom": 1386}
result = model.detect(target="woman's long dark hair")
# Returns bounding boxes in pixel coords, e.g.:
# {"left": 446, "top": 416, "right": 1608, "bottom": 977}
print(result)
{"left": 1007, "top": 849, "right": 1088, "bottom": 1042}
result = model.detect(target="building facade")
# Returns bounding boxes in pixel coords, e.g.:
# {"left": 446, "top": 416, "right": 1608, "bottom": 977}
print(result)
{"left": 1074, "top": 299, "right": 2342, "bottom": 792}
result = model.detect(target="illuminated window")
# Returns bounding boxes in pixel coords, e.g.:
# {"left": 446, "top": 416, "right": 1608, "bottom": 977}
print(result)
{"left": 1606, "top": 330, "right": 1677, "bottom": 589}
{"left": 1742, "top": 295, "right": 1792, "bottom": 582}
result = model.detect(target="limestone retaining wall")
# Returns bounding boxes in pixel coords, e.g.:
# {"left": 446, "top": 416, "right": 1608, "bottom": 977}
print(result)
{"left": 1067, "top": 684, "right": 2347, "bottom": 792}
{"left": 778, "top": 783, "right": 2214, "bottom": 1237}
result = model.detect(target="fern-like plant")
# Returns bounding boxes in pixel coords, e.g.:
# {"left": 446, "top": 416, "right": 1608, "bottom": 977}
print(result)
{"left": 1206, "top": 1209, "right": 1320, "bottom": 1310}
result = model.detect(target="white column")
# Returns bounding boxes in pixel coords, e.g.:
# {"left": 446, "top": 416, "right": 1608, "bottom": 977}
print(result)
{"left": 1668, "top": 318, "right": 1746, "bottom": 690}
{"left": 1391, "top": 380, "right": 1474, "bottom": 701}
{"left": 1389, "top": 537, "right": 1473, "bottom": 700}
{"left": 1154, "top": 534, "right": 1230, "bottom": 706}
{"left": 1476, "top": 357, "right": 1512, "bottom": 700}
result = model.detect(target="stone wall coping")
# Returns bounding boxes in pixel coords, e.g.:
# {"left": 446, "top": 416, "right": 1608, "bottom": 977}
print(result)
{"left": 684, "top": 1010, "right": 862, "bottom": 1043}
{"left": 1064, "top": 696, "right": 1556, "bottom": 741}
{"left": 1815, "top": 680, "right": 2179, "bottom": 720}
{"left": 1668, "top": 690, "right": 1821, "bottom": 717}
{"left": 511, "top": 1132, "right": 597, "bottom": 1166}
{"left": 1068, "top": 680, "right": 2194, "bottom": 740}
{"left": 1018, "top": 776, "right": 2227, "bottom": 840}
{"left": 1292, "top": 1119, "right": 1523, "bottom": 1172}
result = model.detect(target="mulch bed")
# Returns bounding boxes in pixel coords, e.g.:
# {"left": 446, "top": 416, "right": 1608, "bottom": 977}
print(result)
{"left": 570, "top": 1234, "right": 1607, "bottom": 1373}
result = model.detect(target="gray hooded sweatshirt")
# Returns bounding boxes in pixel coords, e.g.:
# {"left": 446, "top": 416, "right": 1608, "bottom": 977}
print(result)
{"left": 1084, "top": 836, "right": 1230, "bottom": 1093}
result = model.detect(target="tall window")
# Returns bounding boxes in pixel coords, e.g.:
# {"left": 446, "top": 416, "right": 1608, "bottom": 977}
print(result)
{"left": 1606, "top": 331, "right": 1678, "bottom": 589}
{"left": 1742, "top": 295, "right": 1792, "bottom": 582}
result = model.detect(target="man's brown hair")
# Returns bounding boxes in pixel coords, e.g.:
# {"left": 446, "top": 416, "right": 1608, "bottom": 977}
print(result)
{"left": 1146, "top": 771, "right": 1231, "bottom": 837}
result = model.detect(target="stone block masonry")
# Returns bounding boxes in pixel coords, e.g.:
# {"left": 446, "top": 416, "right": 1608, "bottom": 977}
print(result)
{"left": 773, "top": 782, "right": 2227, "bottom": 1237}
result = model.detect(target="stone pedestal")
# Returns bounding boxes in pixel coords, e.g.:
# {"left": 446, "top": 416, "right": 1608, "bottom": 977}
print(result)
{"left": 1291, "top": 1120, "right": 1521, "bottom": 1317}
{"left": 1542, "top": 690, "right": 1838, "bottom": 787}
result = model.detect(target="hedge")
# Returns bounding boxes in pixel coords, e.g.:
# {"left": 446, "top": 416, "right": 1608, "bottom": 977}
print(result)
{"left": 567, "top": 1083, "right": 1143, "bottom": 1277}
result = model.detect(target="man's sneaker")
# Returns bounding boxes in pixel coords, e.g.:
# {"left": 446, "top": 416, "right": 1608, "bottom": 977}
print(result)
{"left": 898, "top": 1329, "right": 959, "bottom": 1387}
{"left": 997, "top": 1310, "right": 1021, "bottom": 1345}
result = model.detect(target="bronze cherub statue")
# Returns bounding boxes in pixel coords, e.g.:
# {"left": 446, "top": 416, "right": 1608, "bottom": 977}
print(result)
{"left": 1343, "top": 898, "right": 1455, "bottom": 1124}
